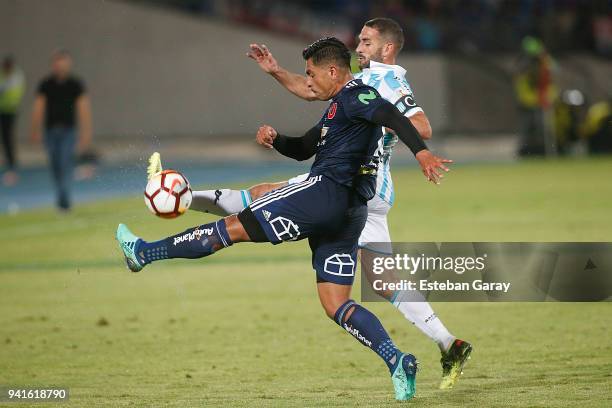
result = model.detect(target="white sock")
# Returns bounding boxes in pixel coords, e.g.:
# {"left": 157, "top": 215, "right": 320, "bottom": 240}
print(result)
{"left": 190, "top": 189, "right": 251, "bottom": 216}
{"left": 392, "top": 290, "right": 455, "bottom": 352}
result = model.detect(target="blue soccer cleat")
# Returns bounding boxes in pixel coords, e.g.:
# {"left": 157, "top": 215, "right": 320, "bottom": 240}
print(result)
{"left": 391, "top": 353, "right": 418, "bottom": 401}
{"left": 116, "top": 223, "right": 145, "bottom": 272}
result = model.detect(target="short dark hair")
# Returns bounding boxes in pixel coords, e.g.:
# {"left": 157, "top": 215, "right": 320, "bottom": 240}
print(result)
{"left": 364, "top": 18, "right": 404, "bottom": 52}
{"left": 302, "top": 37, "right": 351, "bottom": 69}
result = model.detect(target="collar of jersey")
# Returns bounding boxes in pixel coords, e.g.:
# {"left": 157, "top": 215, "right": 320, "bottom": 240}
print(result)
{"left": 363, "top": 60, "right": 406, "bottom": 77}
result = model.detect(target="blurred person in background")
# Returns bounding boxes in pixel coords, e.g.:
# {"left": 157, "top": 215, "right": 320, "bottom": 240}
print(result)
{"left": 30, "top": 50, "right": 92, "bottom": 212}
{"left": 582, "top": 92, "right": 612, "bottom": 154}
{"left": 553, "top": 89, "right": 586, "bottom": 155}
{"left": 513, "top": 36, "right": 559, "bottom": 157}
{"left": 0, "top": 55, "right": 25, "bottom": 186}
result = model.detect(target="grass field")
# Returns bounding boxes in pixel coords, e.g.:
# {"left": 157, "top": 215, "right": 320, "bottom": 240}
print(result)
{"left": 1, "top": 158, "right": 611, "bottom": 407}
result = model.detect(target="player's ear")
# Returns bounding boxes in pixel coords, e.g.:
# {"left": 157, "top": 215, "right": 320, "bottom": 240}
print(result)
{"left": 382, "top": 42, "right": 394, "bottom": 59}
{"left": 328, "top": 64, "right": 337, "bottom": 79}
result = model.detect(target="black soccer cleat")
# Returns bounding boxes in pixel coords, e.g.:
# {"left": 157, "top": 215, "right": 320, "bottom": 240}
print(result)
{"left": 439, "top": 339, "right": 473, "bottom": 389}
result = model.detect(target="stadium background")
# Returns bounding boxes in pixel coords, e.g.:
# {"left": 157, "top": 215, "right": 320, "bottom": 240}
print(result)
{"left": 1, "top": 1, "right": 611, "bottom": 407}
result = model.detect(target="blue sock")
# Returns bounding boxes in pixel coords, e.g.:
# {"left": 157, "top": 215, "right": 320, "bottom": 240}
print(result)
{"left": 334, "top": 299, "right": 401, "bottom": 374}
{"left": 136, "top": 219, "right": 233, "bottom": 265}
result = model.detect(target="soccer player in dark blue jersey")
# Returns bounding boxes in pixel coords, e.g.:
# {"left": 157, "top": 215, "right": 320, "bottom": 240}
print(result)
{"left": 116, "top": 37, "right": 450, "bottom": 401}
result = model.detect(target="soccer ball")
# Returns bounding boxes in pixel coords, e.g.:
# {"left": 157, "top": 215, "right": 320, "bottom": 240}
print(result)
{"left": 144, "top": 170, "right": 192, "bottom": 218}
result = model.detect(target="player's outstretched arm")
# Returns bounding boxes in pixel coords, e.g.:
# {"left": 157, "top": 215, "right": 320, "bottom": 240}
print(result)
{"left": 256, "top": 124, "right": 318, "bottom": 161}
{"left": 247, "top": 44, "right": 317, "bottom": 101}
{"left": 372, "top": 103, "right": 452, "bottom": 184}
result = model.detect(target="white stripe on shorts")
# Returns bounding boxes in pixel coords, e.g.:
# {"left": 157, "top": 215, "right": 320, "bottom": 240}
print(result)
{"left": 249, "top": 177, "right": 314, "bottom": 209}
{"left": 250, "top": 177, "right": 319, "bottom": 211}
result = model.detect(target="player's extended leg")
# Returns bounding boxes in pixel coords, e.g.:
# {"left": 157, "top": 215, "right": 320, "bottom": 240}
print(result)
{"left": 360, "top": 248, "right": 454, "bottom": 348}
{"left": 308, "top": 203, "right": 418, "bottom": 402}
{"left": 317, "top": 281, "right": 417, "bottom": 401}
{"left": 115, "top": 214, "right": 252, "bottom": 272}
{"left": 359, "top": 202, "right": 472, "bottom": 389}
{"left": 190, "top": 181, "right": 287, "bottom": 216}
{"left": 190, "top": 172, "right": 308, "bottom": 216}
{"left": 361, "top": 249, "right": 472, "bottom": 389}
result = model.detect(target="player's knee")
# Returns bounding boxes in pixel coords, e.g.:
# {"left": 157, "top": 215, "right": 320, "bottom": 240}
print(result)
{"left": 320, "top": 297, "right": 346, "bottom": 320}
{"left": 224, "top": 214, "right": 251, "bottom": 243}
{"left": 322, "top": 303, "right": 337, "bottom": 320}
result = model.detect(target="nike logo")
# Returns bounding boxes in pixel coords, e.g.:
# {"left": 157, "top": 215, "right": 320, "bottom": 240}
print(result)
{"left": 358, "top": 90, "right": 376, "bottom": 105}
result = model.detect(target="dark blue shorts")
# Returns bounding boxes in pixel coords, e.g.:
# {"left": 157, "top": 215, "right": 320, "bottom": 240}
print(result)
{"left": 248, "top": 175, "right": 367, "bottom": 285}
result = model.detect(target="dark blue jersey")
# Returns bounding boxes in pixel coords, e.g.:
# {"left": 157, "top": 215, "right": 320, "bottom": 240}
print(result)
{"left": 309, "top": 79, "right": 387, "bottom": 200}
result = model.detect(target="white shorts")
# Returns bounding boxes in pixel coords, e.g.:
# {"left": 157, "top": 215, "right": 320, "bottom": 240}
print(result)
{"left": 288, "top": 173, "right": 392, "bottom": 251}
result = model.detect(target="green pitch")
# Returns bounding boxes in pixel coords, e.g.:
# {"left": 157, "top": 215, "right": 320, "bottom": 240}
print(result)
{"left": 1, "top": 158, "right": 611, "bottom": 407}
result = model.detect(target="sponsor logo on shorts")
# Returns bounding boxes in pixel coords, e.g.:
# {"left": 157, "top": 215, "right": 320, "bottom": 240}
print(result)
{"left": 262, "top": 210, "right": 271, "bottom": 221}
{"left": 270, "top": 216, "right": 300, "bottom": 241}
{"left": 173, "top": 228, "right": 213, "bottom": 246}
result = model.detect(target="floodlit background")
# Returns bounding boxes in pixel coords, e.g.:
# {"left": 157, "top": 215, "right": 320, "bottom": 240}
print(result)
{"left": 1, "top": 1, "right": 611, "bottom": 407}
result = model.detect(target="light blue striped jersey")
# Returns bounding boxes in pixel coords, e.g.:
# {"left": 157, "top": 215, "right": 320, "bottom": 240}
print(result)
{"left": 354, "top": 61, "right": 423, "bottom": 205}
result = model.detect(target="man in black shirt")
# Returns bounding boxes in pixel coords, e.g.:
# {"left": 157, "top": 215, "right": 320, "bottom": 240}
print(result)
{"left": 30, "top": 50, "right": 92, "bottom": 211}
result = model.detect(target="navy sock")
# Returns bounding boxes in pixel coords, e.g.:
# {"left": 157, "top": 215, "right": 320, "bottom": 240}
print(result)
{"left": 334, "top": 300, "right": 401, "bottom": 373}
{"left": 136, "top": 219, "right": 233, "bottom": 265}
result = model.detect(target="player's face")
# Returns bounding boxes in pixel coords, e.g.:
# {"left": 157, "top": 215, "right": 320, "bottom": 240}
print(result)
{"left": 51, "top": 55, "right": 72, "bottom": 78}
{"left": 305, "top": 59, "right": 336, "bottom": 101}
{"left": 356, "top": 26, "right": 386, "bottom": 69}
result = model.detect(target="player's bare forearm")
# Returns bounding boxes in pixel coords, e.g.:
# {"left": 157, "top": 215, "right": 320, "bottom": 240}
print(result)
{"left": 77, "top": 95, "right": 93, "bottom": 151}
{"left": 246, "top": 43, "right": 316, "bottom": 101}
{"left": 30, "top": 95, "right": 45, "bottom": 144}
{"left": 409, "top": 111, "right": 432, "bottom": 140}
{"left": 269, "top": 68, "right": 317, "bottom": 101}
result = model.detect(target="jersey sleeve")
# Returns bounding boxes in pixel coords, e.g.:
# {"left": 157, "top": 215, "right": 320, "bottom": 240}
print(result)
{"left": 73, "top": 78, "right": 86, "bottom": 97}
{"left": 390, "top": 75, "right": 423, "bottom": 118}
{"left": 36, "top": 79, "right": 49, "bottom": 96}
{"left": 343, "top": 87, "right": 388, "bottom": 122}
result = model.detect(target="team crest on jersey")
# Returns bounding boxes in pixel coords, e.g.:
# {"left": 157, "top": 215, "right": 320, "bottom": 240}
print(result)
{"left": 327, "top": 102, "right": 337, "bottom": 119}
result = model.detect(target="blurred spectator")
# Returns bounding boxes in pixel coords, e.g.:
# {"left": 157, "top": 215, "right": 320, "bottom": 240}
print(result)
{"left": 0, "top": 55, "right": 25, "bottom": 186}
{"left": 593, "top": 12, "right": 612, "bottom": 56}
{"left": 553, "top": 89, "right": 586, "bottom": 155}
{"left": 513, "top": 36, "right": 559, "bottom": 156}
{"left": 141, "top": 0, "right": 611, "bottom": 56}
{"left": 30, "top": 50, "right": 92, "bottom": 212}
{"left": 582, "top": 94, "right": 612, "bottom": 154}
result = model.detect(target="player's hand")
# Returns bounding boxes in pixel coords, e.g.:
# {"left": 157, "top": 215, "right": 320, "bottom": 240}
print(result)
{"left": 247, "top": 44, "right": 280, "bottom": 74}
{"left": 256, "top": 125, "right": 277, "bottom": 149}
{"left": 415, "top": 150, "right": 453, "bottom": 184}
